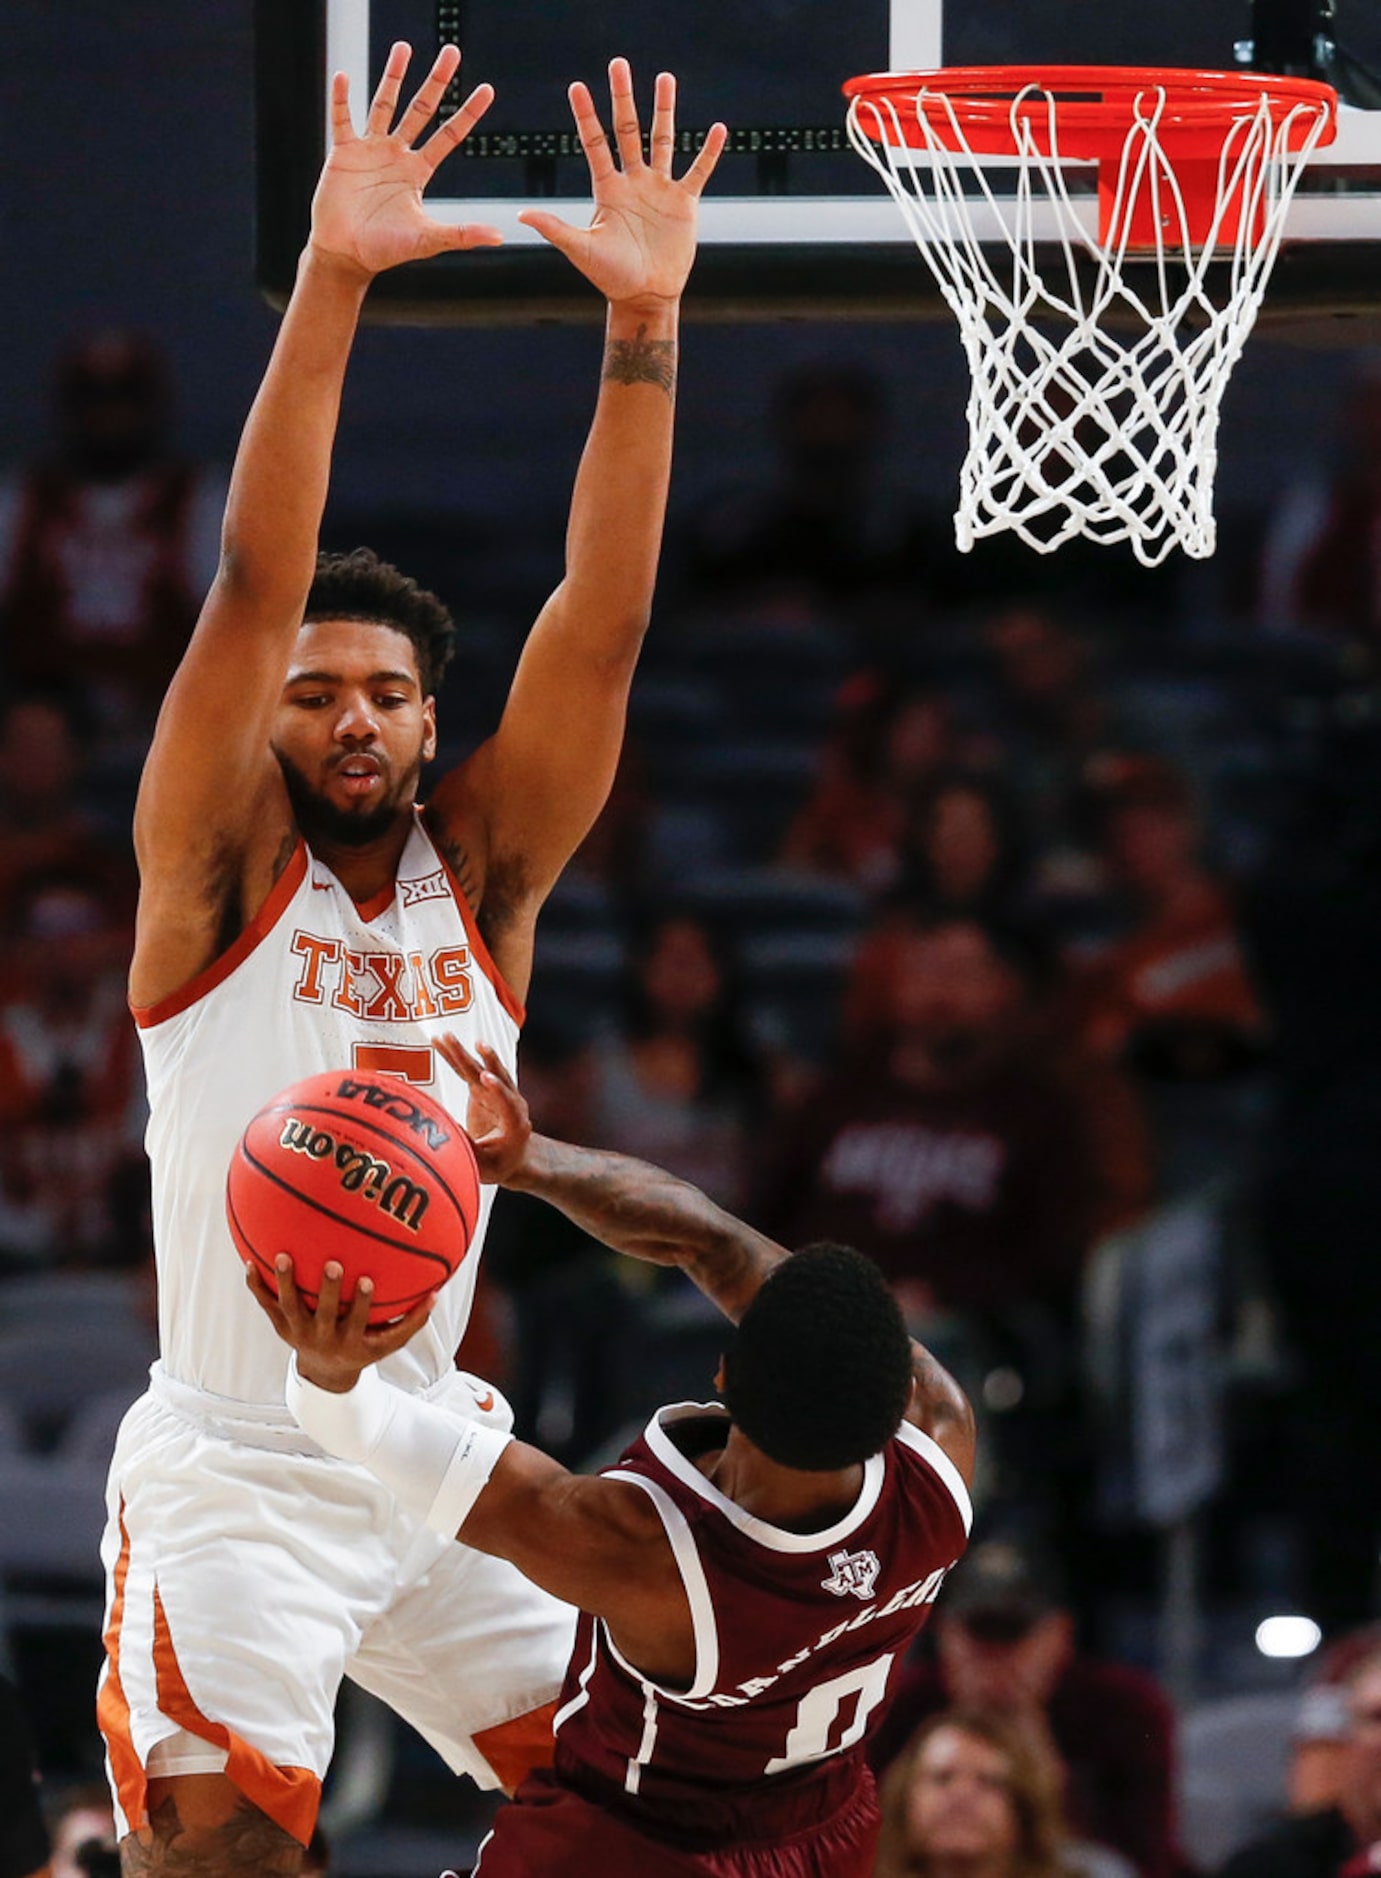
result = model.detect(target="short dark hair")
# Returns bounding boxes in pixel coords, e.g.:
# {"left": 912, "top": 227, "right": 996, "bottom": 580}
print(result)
{"left": 723, "top": 1244, "right": 913, "bottom": 1471}
{"left": 303, "top": 548, "right": 456, "bottom": 696}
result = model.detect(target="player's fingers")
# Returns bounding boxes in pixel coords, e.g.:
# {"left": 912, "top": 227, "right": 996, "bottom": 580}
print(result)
{"left": 516, "top": 208, "right": 584, "bottom": 259}
{"left": 329, "top": 71, "right": 357, "bottom": 146}
{"left": 394, "top": 42, "right": 461, "bottom": 145}
{"left": 437, "top": 1033, "right": 482, "bottom": 1084}
{"left": 649, "top": 71, "right": 676, "bottom": 176}
{"left": 477, "top": 1043, "right": 518, "bottom": 1091}
{"left": 244, "top": 1264, "right": 291, "bottom": 1338}
{"left": 318, "top": 1258, "right": 346, "bottom": 1324}
{"left": 347, "top": 1275, "right": 375, "bottom": 1338}
{"left": 566, "top": 81, "right": 616, "bottom": 187}
{"left": 682, "top": 121, "right": 729, "bottom": 197}
{"left": 367, "top": 41, "right": 412, "bottom": 136}
{"left": 420, "top": 80, "right": 496, "bottom": 173}
{"left": 366, "top": 1292, "right": 436, "bottom": 1357}
{"left": 440, "top": 221, "right": 504, "bottom": 251}
{"left": 608, "top": 57, "right": 645, "bottom": 172}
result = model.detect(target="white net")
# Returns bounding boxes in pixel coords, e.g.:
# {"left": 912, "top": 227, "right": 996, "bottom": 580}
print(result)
{"left": 846, "top": 79, "right": 1333, "bottom": 564}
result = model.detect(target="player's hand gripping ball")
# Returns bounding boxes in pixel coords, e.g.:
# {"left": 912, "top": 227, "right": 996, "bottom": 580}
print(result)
{"left": 227, "top": 1070, "right": 480, "bottom": 1325}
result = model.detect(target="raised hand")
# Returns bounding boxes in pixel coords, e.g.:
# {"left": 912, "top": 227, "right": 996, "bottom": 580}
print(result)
{"left": 310, "top": 41, "right": 502, "bottom": 280}
{"left": 437, "top": 1036, "right": 532, "bottom": 1186}
{"left": 519, "top": 60, "right": 727, "bottom": 308}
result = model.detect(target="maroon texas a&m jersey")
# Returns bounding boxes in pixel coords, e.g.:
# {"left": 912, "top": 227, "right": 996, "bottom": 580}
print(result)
{"left": 548, "top": 1400, "right": 971, "bottom": 1853}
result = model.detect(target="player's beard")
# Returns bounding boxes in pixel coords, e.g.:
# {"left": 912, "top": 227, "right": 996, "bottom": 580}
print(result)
{"left": 275, "top": 748, "right": 424, "bottom": 849}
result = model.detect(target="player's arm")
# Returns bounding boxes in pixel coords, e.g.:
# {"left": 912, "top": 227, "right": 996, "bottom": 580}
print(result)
{"left": 129, "top": 45, "right": 499, "bottom": 1007}
{"left": 447, "top": 1039, "right": 977, "bottom": 1485}
{"left": 427, "top": 66, "right": 726, "bottom": 993}
{"left": 251, "top": 1261, "right": 691, "bottom": 1674}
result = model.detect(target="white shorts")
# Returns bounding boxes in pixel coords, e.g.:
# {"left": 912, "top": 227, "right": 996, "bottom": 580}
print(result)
{"left": 99, "top": 1363, "right": 576, "bottom": 1846}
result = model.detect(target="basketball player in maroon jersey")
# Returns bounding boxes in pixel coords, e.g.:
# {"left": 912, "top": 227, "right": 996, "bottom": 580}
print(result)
{"left": 253, "top": 1042, "right": 976, "bottom": 1878}
{"left": 106, "top": 42, "right": 726, "bottom": 1878}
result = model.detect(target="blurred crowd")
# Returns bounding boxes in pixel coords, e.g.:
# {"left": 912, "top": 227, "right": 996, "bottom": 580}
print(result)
{"left": 4, "top": 333, "right": 1381, "bottom": 1877}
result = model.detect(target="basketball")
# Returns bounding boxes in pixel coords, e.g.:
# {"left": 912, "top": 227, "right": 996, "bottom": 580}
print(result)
{"left": 226, "top": 1069, "right": 481, "bottom": 1326}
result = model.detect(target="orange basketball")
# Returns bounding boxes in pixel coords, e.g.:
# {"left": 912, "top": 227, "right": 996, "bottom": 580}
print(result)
{"left": 227, "top": 1069, "right": 480, "bottom": 1326}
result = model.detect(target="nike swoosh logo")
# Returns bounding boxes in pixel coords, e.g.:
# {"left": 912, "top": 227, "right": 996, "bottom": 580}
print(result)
{"left": 311, "top": 881, "right": 333, "bottom": 891}
{"left": 473, "top": 1389, "right": 495, "bottom": 1412}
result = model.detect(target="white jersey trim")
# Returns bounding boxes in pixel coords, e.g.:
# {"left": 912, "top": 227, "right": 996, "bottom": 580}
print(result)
{"left": 625, "top": 1686, "right": 660, "bottom": 1795}
{"left": 896, "top": 1421, "right": 974, "bottom": 1536}
{"left": 552, "top": 1625, "right": 601, "bottom": 1734}
{"left": 644, "top": 1403, "right": 886, "bottom": 1556}
{"left": 601, "top": 1467, "right": 721, "bottom": 1702}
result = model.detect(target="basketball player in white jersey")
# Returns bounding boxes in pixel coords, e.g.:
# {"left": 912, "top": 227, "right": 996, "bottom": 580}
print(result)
{"left": 100, "top": 43, "right": 726, "bottom": 1878}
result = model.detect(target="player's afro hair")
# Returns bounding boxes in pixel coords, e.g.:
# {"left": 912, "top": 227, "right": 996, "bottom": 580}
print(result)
{"left": 303, "top": 548, "right": 457, "bottom": 697}
{"left": 723, "top": 1244, "right": 913, "bottom": 1472}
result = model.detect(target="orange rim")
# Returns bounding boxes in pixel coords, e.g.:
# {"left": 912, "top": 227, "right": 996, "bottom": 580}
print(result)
{"left": 844, "top": 65, "right": 1337, "bottom": 159}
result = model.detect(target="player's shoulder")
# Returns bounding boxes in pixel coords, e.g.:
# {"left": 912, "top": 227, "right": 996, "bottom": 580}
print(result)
{"left": 889, "top": 1420, "right": 974, "bottom": 1540}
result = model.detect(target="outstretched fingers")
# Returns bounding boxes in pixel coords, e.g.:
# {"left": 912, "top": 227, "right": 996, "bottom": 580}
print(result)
{"left": 567, "top": 79, "right": 616, "bottom": 188}
{"left": 682, "top": 120, "right": 729, "bottom": 197}
{"left": 367, "top": 41, "right": 413, "bottom": 137}
{"left": 437, "top": 1032, "right": 482, "bottom": 1085}
{"left": 394, "top": 42, "right": 463, "bottom": 146}
{"left": 606, "top": 56, "right": 645, "bottom": 173}
{"left": 329, "top": 71, "right": 357, "bottom": 146}
{"left": 649, "top": 71, "right": 676, "bottom": 176}
{"left": 421, "top": 79, "right": 497, "bottom": 173}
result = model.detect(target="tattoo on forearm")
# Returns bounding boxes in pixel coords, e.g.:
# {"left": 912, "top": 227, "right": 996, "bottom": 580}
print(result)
{"left": 121, "top": 1793, "right": 302, "bottom": 1876}
{"left": 603, "top": 324, "right": 677, "bottom": 398}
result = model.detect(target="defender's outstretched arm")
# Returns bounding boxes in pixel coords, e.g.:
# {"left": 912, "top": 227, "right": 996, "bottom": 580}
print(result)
{"left": 131, "top": 45, "right": 498, "bottom": 1010}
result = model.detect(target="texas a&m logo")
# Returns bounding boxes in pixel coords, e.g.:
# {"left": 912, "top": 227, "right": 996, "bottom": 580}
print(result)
{"left": 290, "top": 932, "right": 473, "bottom": 1021}
{"left": 821, "top": 1548, "right": 881, "bottom": 1601}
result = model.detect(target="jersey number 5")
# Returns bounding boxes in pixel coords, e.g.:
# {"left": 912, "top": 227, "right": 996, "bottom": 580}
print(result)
{"left": 764, "top": 1652, "right": 895, "bottom": 1775}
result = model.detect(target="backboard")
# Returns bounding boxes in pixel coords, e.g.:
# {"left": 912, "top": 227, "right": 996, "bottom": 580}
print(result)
{"left": 255, "top": 0, "right": 1381, "bottom": 324}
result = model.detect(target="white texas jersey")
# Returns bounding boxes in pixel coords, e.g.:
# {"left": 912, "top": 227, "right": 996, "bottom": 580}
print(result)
{"left": 134, "top": 811, "right": 521, "bottom": 1406}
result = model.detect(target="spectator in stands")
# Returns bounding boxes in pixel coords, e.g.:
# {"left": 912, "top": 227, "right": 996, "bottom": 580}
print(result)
{"left": 683, "top": 361, "right": 914, "bottom": 612}
{"left": 783, "top": 677, "right": 957, "bottom": 893}
{"left": 0, "top": 692, "right": 136, "bottom": 916}
{"left": 46, "top": 1787, "right": 114, "bottom": 1878}
{"left": 583, "top": 911, "right": 762, "bottom": 1208}
{"left": 871, "top": 1544, "right": 1179, "bottom": 1878}
{"left": 0, "top": 331, "right": 224, "bottom": 743}
{"left": 0, "top": 872, "right": 144, "bottom": 1266}
{"left": 873, "top": 1706, "right": 1130, "bottom": 1878}
{"left": 1075, "top": 757, "right": 1264, "bottom": 1083}
{"left": 0, "top": 1672, "right": 50, "bottom": 1878}
{"left": 1218, "top": 1645, "right": 1381, "bottom": 1878}
{"left": 762, "top": 914, "right": 1148, "bottom": 1321}
{"left": 844, "top": 775, "right": 1044, "bottom": 1049}
{"left": 1257, "top": 361, "right": 1381, "bottom": 642}
{"left": 896, "top": 773, "right": 1032, "bottom": 929}
{"left": 979, "top": 611, "right": 1114, "bottom": 856}
{"left": 1287, "top": 1628, "right": 1381, "bottom": 1814}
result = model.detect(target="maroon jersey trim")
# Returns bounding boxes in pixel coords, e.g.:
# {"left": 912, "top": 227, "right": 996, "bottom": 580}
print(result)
{"left": 644, "top": 1404, "right": 887, "bottom": 1555}
{"left": 894, "top": 1422, "right": 974, "bottom": 1535}
{"left": 603, "top": 1470, "right": 721, "bottom": 1701}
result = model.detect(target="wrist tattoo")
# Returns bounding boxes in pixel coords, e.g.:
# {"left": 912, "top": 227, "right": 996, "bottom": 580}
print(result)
{"left": 603, "top": 324, "right": 677, "bottom": 398}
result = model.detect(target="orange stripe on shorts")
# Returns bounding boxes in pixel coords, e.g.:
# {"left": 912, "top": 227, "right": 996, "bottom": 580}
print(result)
{"left": 473, "top": 1698, "right": 560, "bottom": 1791}
{"left": 150, "top": 1588, "right": 321, "bottom": 1846}
{"left": 97, "top": 1505, "right": 149, "bottom": 1834}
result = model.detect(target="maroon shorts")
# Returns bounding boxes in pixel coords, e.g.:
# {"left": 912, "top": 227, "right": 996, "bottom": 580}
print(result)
{"left": 471, "top": 1768, "right": 880, "bottom": 1877}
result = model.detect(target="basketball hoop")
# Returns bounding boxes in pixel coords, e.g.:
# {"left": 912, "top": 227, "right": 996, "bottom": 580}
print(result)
{"left": 844, "top": 67, "right": 1336, "bottom": 563}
